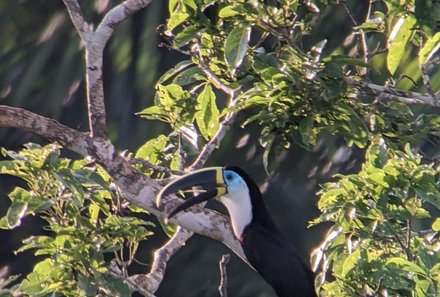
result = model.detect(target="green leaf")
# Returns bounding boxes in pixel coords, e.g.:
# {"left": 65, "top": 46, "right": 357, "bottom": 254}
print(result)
{"left": 414, "top": 185, "right": 440, "bottom": 209}
{"left": 342, "top": 249, "right": 361, "bottom": 277}
{"left": 136, "top": 135, "right": 169, "bottom": 164}
{"left": 158, "top": 219, "right": 178, "bottom": 238}
{"left": 173, "top": 66, "right": 206, "bottom": 86}
{"left": 224, "top": 26, "right": 251, "bottom": 75}
{"left": 95, "top": 274, "right": 131, "bottom": 297}
{"left": 167, "top": 12, "right": 189, "bottom": 30}
{"left": 387, "top": 15, "right": 417, "bottom": 75}
{"left": 333, "top": 103, "right": 369, "bottom": 148}
{"left": 386, "top": 257, "right": 426, "bottom": 276}
{"left": 368, "top": 172, "right": 389, "bottom": 188}
{"left": 3, "top": 187, "right": 31, "bottom": 229}
{"left": 89, "top": 203, "right": 100, "bottom": 225}
{"left": 298, "top": 117, "right": 315, "bottom": 149}
{"left": 318, "top": 188, "right": 346, "bottom": 209}
{"left": 219, "top": 6, "right": 241, "bottom": 18}
{"left": 157, "top": 60, "right": 193, "bottom": 84}
{"left": 6, "top": 200, "right": 28, "bottom": 229}
{"left": 262, "top": 136, "right": 274, "bottom": 175}
{"left": 78, "top": 274, "right": 98, "bottom": 296}
{"left": 173, "top": 25, "right": 202, "bottom": 48}
{"left": 433, "top": 218, "right": 440, "bottom": 231}
{"left": 419, "top": 32, "right": 440, "bottom": 65}
{"left": 137, "top": 106, "right": 167, "bottom": 122}
{"left": 195, "top": 84, "right": 219, "bottom": 140}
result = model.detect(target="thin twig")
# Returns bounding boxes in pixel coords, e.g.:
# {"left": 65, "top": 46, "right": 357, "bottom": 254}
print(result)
{"left": 62, "top": 0, "right": 90, "bottom": 41}
{"left": 343, "top": 1, "right": 371, "bottom": 76}
{"left": 189, "top": 50, "right": 240, "bottom": 170}
{"left": 189, "top": 111, "right": 237, "bottom": 170}
{"left": 108, "top": 261, "right": 157, "bottom": 297}
{"left": 420, "top": 63, "right": 437, "bottom": 105}
{"left": 359, "top": 0, "right": 372, "bottom": 76}
{"left": 345, "top": 78, "right": 439, "bottom": 107}
{"left": 406, "top": 219, "right": 412, "bottom": 261}
{"left": 131, "top": 227, "right": 194, "bottom": 293}
{"left": 197, "top": 58, "right": 237, "bottom": 97}
{"left": 218, "top": 254, "right": 231, "bottom": 297}
{"left": 128, "top": 157, "right": 183, "bottom": 175}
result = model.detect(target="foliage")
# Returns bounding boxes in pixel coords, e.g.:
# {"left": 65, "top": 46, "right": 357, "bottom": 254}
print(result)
{"left": 138, "top": 0, "right": 440, "bottom": 295}
{"left": 0, "top": 144, "right": 154, "bottom": 296}
{"left": 140, "top": 0, "right": 439, "bottom": 170}
{"left": 0, "top": 0, "right": 439, "bottom": 296}
{"left": 311, "top": 141, "right": 440, "bottom": 296}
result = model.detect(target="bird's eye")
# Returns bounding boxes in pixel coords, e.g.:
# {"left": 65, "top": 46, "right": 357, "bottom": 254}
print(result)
{"left": 225, "top": 173, "right": 233, "bottom": 181}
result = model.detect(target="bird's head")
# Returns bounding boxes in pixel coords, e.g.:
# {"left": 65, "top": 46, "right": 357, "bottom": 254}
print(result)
{"left": 156, "top": 166, "right": 255, "bottom": 239}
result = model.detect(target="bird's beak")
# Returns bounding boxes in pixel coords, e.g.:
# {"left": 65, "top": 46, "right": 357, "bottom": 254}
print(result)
{"left": 156, "top": 167, "right": 227, "bottom": 219}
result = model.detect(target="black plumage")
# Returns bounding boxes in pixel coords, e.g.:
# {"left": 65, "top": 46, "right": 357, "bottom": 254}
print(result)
{"left": 158, "top": 166, "right": 317, "bottom": 297}
{"left": 226, "top": 166, "right": 317, "bottom": 297}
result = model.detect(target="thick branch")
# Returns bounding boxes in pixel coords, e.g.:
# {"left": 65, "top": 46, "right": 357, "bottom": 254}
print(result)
{"left": 0, "top": 105, "right": 89, "bottom": 156}
{"left": 87, "top": 0, "right": 152, "bottom": 138}
{"left": 64, "top": 0, "right": 153, "bottom": 138}
{"left": 0, "top": 105, "right": 245, "bottom": 262}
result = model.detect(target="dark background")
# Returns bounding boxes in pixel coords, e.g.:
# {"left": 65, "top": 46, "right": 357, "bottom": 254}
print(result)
{"left": 0, "top": 1, "right": 383, "bottom": 296}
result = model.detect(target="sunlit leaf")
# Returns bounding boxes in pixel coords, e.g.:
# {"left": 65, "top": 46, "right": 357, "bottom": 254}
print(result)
{"left": 386, "top": 257, "right": 427, "bottom": 276}
{"left": 387, "top": 15, "right": 416, "bottom": 75}
{"left": 419, "top": 32, "right": 440, "bottom": 65}
{"left": 262, "top": 136, "right": 274, "bottom": 175}
{"left": 341, "top": 249, "right": 361, "bottom": 277}
{"left": 167, "top": 12, "right": 189, "bottom": 30}
{"left": 219, "top": 6, "right": 241, "bottom": 18}
{"left": 195, "top": 84, "right": 219, "bottom": 140}
{"left": 3, "top": 187, "right": 30, "bottom": 229}
{"left": 433, "top": 218, "right": 440, "bottom": 231}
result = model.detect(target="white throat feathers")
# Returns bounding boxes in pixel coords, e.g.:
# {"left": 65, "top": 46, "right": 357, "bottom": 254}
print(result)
{"left": 219, "top": 183, "right": 253, "bottom": 239}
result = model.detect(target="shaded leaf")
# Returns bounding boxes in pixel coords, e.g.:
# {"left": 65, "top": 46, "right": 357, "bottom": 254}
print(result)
{"left": 157, "top": 60, "right": 193, "bottom": 84}
{"left": 224, "top": 26, "right": 251, "bottom": 75}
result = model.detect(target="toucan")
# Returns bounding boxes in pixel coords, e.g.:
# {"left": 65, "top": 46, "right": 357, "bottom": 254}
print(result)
{"left": 156, "top": 166, "right": 317, "bottom": 297}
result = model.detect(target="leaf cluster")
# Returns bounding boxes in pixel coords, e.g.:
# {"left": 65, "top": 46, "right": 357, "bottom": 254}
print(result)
{"left": 141, "top": 0, "right": 439, "bottom": 171}
{"left": 0, "top": 144, "right": 154, "bottom": 297}
{"left": 311, "top": 142, "right": 440, "bottom": 296}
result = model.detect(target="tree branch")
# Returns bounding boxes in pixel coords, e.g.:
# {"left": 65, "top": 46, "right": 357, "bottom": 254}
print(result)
{"left": 64, "top": 0, "right": 153, "bottom": 138}
{"left": 108, "top": 261, "right": 157, "bottom": 297}
{"left": 2, "top": 1, "right": 248, "bottom": 295}
{"left": 189, "top": 58, "right": 240, "bottom": 171}
{"left": 62, "top": 0, "right": 90, "bottom": 41}
{"left": 218, "top": 254, "right": 231, "bottom": 297}
{"left": 420, "top": 63, "right": 438, "bottom": 105}
{"left": 130, "top": 227, "right": 193, "bottom": 293}
{"left": 0, "top": 105, "right": 90, "bottom": 156}
{"left": 0, "top": 104, "right": 246, "bottom": 286}
{"left": 345, "top": 78, "right": 439, "bottom": 107}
